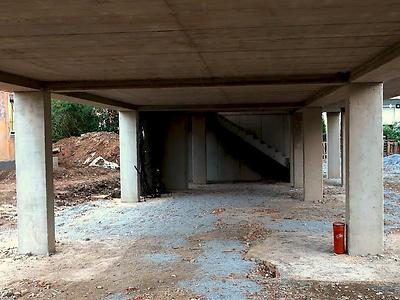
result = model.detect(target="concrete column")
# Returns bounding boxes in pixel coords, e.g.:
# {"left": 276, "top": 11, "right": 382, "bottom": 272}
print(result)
{"left": 192, "top": 115, "right": 207, "bottom": 184}
{"left": 327, "top": 112, "right": 341, "bottom": 178}
{"left": 14, "top": 91, "right": 55, "bottom": 255}
{"left": 119, "top": 111, "right": 139, "bottom": 203}
{"left": 303, "top": 107, "right": 323, "bottom": 201}
{"left": 162, "top": 115, "right": 188, "bottom": 190}
{"left": 291, "top": 112, "right": 304, "bottom": 188}
{"left": 346, "top": 83, "right": 383, "bottom": 255}
{"left": 340, "top": 108, "right": 346, "bottom": 187}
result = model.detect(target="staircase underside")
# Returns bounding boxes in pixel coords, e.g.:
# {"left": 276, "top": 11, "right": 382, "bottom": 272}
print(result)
{"left": 214, "top": 115, "right": 289, "bottom": 168}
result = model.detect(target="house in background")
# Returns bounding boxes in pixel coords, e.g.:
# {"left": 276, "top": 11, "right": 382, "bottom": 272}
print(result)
{"left": 0, "top": 91, "right": 15, "bottom": 169}
{"left": 383, "top": 97, "right": 400, "bottom": 125}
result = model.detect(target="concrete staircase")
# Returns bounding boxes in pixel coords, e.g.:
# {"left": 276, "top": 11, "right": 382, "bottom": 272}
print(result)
{"left": 215, "top": 115, "right": 289, "bottom": 168}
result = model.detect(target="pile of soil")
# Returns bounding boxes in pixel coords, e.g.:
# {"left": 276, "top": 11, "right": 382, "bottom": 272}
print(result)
{"left": 54, "top": 132, "right": 119, "bottom": 168}
{"left": 0, "top": 132, "right": 121, "bottom": 228}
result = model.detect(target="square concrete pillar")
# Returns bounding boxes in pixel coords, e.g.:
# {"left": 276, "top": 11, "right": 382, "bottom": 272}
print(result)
{"left": 303, "top": 107, "right": 323, "bottom": 202}
{"left": 340, "top": 108, "right": 346, "bottom": 187}
{"left": 192, "top": 115, "right": 207, "bottom": 184}
{"left": 346, "top": 83, "right": 383, "bottom": 255}
{"left": 327, "top": 112, "right": 341, "bottom": 178}
{"left": 162, "top": 115, "right": 188, "bottom": 190}
{"left": 291, "top": 112, "right": 304, "bottom": 188}
{"left": 119, "top": 111, "right": 139, "bottom": 203}
{"left": 14, "top": 91, "right": 55, "bottom": 255}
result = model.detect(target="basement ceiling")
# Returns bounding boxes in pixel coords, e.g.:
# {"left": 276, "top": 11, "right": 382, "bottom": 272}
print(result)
{"left": 1, "top": 0, "right": 400, "bottom": 109}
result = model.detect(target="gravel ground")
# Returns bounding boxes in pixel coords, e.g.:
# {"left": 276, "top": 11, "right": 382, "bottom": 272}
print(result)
{"left": 0, "top": 181, "right": 399, "bottom": 299}
{"left": 1, "top": 154, "right": 400, "bottom": 299}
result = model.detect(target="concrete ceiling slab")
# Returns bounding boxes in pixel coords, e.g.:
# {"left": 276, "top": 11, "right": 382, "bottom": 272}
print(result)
{"left": 87, "top": 84, "right": 320, "bottom": 107}
{"left": 0, "top": 1, "right": 400, "bottom": 109}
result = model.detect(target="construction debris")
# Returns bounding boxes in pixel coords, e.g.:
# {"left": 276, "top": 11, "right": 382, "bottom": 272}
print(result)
{"left": 0, "top": 132, "right": 121, "bottom": 228}
{"left": 88, "top": 156, "right": 119, "bottom": 170}
{"left": 53, "top": 132, "right": 119, "bottom": 168}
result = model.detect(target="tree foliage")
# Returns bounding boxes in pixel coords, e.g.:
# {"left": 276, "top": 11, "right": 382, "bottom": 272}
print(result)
{"left": 51, "top": 99, "right": 119, "bottom": 142}
{"left": 322, "top": 116, "right": 327, "bottom": 135}
{"left": 95, "top": 108, "right": 119, "bottom": 133}
{"left": 383, "top": 123, "right": 400, "bottom": 142}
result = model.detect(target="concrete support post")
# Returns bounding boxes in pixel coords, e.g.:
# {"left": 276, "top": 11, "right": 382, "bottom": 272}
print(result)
{"left": 303, "top": 108, "right": 323, "bottom": 201}
{"left": 346, "top": 83, "right": 383, "bottom": 255}
{"left": 14, "top": 91, "right": 55, "bottom": 255}
{"left": 327, "top": 112, "right": 341, "bottom": 178}
{"left": 291, "top": 112, "right": 304, "bottom": 188}
{"left": 340, "top": 108, "right": 346, "bottom": 187}
{"left": 119, "top": 111, "right": 139, "bottom": 203}
{"left": 192, "top": 115, "right": 207, "bottom": 184}
{"left": 162, "top": 115, "right": 188, "bottom": 190}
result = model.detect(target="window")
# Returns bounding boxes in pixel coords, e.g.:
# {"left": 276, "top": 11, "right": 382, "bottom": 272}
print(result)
{"left": 8, "top": 94, "right": 14, "bottom": 136}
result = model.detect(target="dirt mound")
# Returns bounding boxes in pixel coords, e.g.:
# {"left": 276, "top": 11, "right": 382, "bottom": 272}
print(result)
{"left": 54, "top": 132, "right": 119, "bottom": 168}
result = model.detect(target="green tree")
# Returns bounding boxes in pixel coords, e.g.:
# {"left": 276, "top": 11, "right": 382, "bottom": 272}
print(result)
{"left": 95, "top": 108, "right": 119, "bottom": 133}
{"left": 383, "top": 123, "right": 400, "bottom": 142}
{"left": 51, "top": 100, "right": 120, "bottom": 142}
{"left": 51, "top": 100, "right": 99, "bottom": 142}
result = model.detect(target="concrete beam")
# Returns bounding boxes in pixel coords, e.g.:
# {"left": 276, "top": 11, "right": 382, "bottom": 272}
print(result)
{"left": 351, "top": 41, "right": 400, "bottom": 82}
{"left": 138, "top": 102, "right": 303, "bottom": 112}
{"left": 306, "top": 41, "right": 400, "bottom": 108}
{"left": 0, "top": 70, "right": 42, "bottom": 91}
{"left": 119, "top": 111, "right": 139, "bottom": 203}
{"left": 327, "top": 112, "right": 341, "bottom": 178}
{"left": 55, "top": 92, "right": 137, "bottom": 111}
{"left": 192, "top": 115, "right": 207, "bottom": 184}
{"left": 43, "top": 74, "right": 348, "bottom": 91}
{"left": 346, "top": 83, "right": 383, "bottom": 256}
{"left": 303, "top": 107, "right": 323, "bottom": 202}
{"left": 291, "top": 112, "right": 304, "bottom": 188}
{"left": 14, "top": 91, "right": 55, "bottom": 255}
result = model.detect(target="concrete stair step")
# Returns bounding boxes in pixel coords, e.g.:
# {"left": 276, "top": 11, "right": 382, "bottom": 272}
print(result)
{"left": 215, "top": 115, "right": 289, "bottom": 168}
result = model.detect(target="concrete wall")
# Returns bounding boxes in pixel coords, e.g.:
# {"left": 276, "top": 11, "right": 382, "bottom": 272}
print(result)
{"left": 0, "top": 92, "right": 15, "bottom": 164}
{"left": 205, "top": 113, "right": 290, "bottom": 183}
{"left": 224, "top": 114, "right": 291, "bottom": 156}
{"left": 145, "top": 112, "right": 290, "bottom": 187}
{"left": 206, "top": 125, "right": 261, "bottom": 182}
{"left": 162, "top": 115, "right": 189, "bottom": 190}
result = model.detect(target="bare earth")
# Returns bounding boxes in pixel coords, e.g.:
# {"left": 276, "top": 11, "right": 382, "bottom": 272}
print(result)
{"left": 0, "top": 176, "right": 399, "bottom": 299}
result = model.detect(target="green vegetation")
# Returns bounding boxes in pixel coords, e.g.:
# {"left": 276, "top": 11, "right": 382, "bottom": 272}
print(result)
{"left": 51, "top": 99, "right": 119, "bottom": 142}
{"left": 322, "top": 116, "right": 326, "bottom": 136}
{"left": 383, "top": 123, "right": 400, "bottom": 142}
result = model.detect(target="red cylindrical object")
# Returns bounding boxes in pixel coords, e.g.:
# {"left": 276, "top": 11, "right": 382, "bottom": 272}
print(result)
{"left": 333, "top": 222, "right": 346, "bottom": 254}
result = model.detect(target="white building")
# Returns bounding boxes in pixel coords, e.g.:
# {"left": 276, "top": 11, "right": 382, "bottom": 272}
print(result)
{"left": 383, "top": 97, "right": 400, "bottom": 125}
